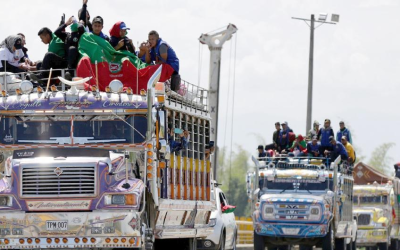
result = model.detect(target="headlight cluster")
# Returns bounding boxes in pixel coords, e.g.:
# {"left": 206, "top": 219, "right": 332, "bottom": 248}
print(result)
{"left": 0, "top": 196, "right": 12, "bottom": 207}
{"left": 309, "top": 206, "right": 320, "bottom": 220}
{"left": 104, "top": 194, "right": 137, "bottom": 206}
{"left": 262, "top": 205, "right": 275, "bottom": 219}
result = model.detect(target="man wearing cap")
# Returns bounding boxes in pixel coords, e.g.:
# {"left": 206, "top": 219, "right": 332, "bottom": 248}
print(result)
{"left": 109, "top": 21, "right": 135, "bottom": 53}
{"left": 265, "top": 122, "right": 281, "bottom": 151}
{"left": 278, "top": 121, "right": 293, "bottom": 153}
{"left": 317, "top": 119, "right": 334, "bottom": 155}
{"left": 341, "top": 136, "right": 355, "bottom": 164}
{"left": 324, "top": 136, "right": 348, "bottom": 162}
{"left": 0, "top": 35, "right": 33, "bottom": 73}
{"left": 308, "top": 120, "right": 320, "bottom": 139}
{"left": 91, "top": 16, "right": 110, "bottom": 42}
{"left": 336, "top": 121, "right": 352, "bottom": 144}
{"left": 307, "top": 136, "right": 321, "bottom": 157}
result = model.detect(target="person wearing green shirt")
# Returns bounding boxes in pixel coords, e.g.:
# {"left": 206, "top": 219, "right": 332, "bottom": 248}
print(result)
{"left": 289, "top": 134, "right": 307, "bottom": 157}
{"left": 35, "top": 27, "right": 67, "bottom": 79}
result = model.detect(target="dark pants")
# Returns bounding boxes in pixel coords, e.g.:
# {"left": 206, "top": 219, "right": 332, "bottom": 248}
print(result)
{"left": 170, "top": 71, "right": 180, "bottom": 91}
{"left": 0, "top": 60, "right": 24, "bottom": 73}
{"left": 319, "top": 146, "right": 332, "bottom": 156}
{"left": 37, "top": 52, "right": 67, "bottom": 78}
{"left": 67, "top": 46, "right": 79, "bottom": 70}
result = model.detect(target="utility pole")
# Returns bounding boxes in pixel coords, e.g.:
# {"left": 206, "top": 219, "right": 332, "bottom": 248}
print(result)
{"left": 292, "top": 13, "right": 339, "bottom": 134}
{"left": 199, "top": 24, "right": 237, "bottom": 180}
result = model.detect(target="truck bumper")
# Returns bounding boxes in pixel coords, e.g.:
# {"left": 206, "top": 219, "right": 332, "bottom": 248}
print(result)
{"left": 356, "top": 229, "right": 388, "bottom": 246}
{"left": 0, "top": 210, "right": 141, "bottom": 249}
{"left": 254, "top": 222, "right": 328, "bottom": 238}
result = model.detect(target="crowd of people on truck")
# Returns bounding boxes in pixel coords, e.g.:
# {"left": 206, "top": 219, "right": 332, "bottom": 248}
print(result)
{"left": 257, "top": 119, "right": 356, "bottom": 164}
{"left": 0, "top": 0, "right": 180, "bottom": 84}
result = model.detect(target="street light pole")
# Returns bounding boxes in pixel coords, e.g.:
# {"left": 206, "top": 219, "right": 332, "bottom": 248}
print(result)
{"left": 292, "top": 14, "right": 338, "bottom": 135}
{"left": 306, "top": 14, "right": 315, "bottom": 135}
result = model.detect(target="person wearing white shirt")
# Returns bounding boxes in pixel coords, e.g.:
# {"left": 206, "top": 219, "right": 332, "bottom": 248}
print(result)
{"left": 0, "top": 35, "right": 34, "bottom": 73}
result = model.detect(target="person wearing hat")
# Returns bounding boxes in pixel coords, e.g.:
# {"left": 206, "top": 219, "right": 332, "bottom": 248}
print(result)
{"left": 0, "top": 35, "right": 33, "bottom": 73}
{"left": 109, "top": 21, "right": 135, "bottom": 53}
{"left": 91, "top": 16, "right": 110, "bottom": 42}
{"left": 324, "top": 136, "right": 348, "bottom": 162}
{"left": 257, "top": 145, "right": 268, "bottom": 159}
{"left": 278, "top": 121, "right": 294, "bottom": 153}
{"left": 341, "top": 136, "right": 355, "bottom": 164}
{"left": 317, "top": 119, "right": 334, "bottom": 155}
{"left": 307, "top": 136, "right": 321, "bottom": 157}
{"left": 336, "top": 121, "right": 353, "bottom": 144}
{"left": 308, "top": 120, "right": 320, "bottom": 140}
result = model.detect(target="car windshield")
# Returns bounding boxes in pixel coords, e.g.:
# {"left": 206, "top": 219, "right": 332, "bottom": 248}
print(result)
{"left": 0, "top": 115, "right": 147, "bottom": 144}
{"left": 259, "top": 178, "right": 333, "bottom": 192}
{"left": 354, "top": 195, "right": 388, "bottom": 205}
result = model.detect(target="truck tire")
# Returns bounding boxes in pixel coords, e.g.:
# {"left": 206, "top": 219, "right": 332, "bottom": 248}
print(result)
{"left": 335, "top": 238, "right": 346, "bottom": 250}
{"left": 389, "top": 239, "right": 398, "bottom": 250}
{"left": 321, "top": 225, "right": 334, "bottom": 250}
{"left": 253, "top": 231, "right": 266, "bottom": 250}
{"left": 378, "top": 242, "right": 388, "bottom": 250}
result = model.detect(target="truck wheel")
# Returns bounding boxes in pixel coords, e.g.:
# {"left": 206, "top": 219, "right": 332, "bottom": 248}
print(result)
{"left": 253, "top": 231, "right": 266, "bottom": 250}
{"left": 389, "top": 239, "right": 399, "bottom": 250}
{"left": 321, "top": 226, "right": 334, "bottom": 250}
{"left": 335, "top": 238, "right": 346, "bottom": 250}
{"left": 378, "top": 242, "right": 388, "bottom": 250}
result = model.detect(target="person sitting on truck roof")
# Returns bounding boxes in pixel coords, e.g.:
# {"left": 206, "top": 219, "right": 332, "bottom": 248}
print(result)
{"left": 91, "top": 16, "right": 110, "bottom": 42}
{"left": 308, "top": 120, "right": 320, "bottom": 140}
{"left": 34, "top": 27, "right": 67, "bottom": 80}
{"left": 0, "top": 35, "right": 33, "bottom": 73}
{"left": 109, "top": 21, "right": 135, "bottom": 53}
{"left": 78, "top": 0, "right": 92, "bottom": 32}
{"left": 336, "top": 121, "right": 353, "bottom": 144}
{"left": 307, "top": 136, "right": 321, "bottom": 157}
{"left": 54, "top": 17, "right": 86, "bottom": 80}
{"left": 288, "top": 134, "right": 307, "bottom": 157}
{"left": 341, "top": 136, "right": 355, "bottom": 164}
{"left": 139, "top": 30, "right": 180, "bottom": 91}
{"left": 279, "top": 121, "right": 294, "bottom": 154}
{"left": 265, "top": 122, "right": 280, "bottom": 151}
{"left": 257, "top": 145, "right": 269, "bottom": 159}
{"left": 324, "top": 136, "right": 348, "bottom": 162}
{"left": 317, "top": 119, "right": 334, "bottom": 155}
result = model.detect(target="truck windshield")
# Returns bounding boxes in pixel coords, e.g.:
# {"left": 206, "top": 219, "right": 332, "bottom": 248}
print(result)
{"left": 0, "top": 115, "right": 147, "bottom": 144}
{"left": 259, "top": 178, "right": 333, "bottom": 192}
{"left": 353, "top": 195, "right": 388, "bottom": 205}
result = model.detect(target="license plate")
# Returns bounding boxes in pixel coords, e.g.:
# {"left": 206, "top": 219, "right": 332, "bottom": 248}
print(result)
{"left": 46, "top": 220, "right": 68, "bottom": 231}
{"left": 282, "top": 228, "right": 300, "bottom": 235}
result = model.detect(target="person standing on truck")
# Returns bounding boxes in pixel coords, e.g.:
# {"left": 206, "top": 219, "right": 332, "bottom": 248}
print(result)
{"left": 336, "top": 121, "right": 353, "bottom": 144}
{"left": 308, "top": 120, "right": 320, "bottom": 139}
{"left": 317, "top": 119, "right": 334, "bottom": 155}
{"left": 265, "top": 122, "right": 280, "bottom": 151}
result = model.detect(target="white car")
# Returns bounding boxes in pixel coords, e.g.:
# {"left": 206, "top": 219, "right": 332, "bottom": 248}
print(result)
{"left": 198, "top": 187, "right": 237, "bottom": 250}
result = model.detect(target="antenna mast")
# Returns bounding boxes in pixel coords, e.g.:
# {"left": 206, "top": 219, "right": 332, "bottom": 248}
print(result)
{"left": 199, "top": 23, "right": 237, "bottom": 180}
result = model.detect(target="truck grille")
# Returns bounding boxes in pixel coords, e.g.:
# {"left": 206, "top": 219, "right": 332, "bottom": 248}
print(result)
{"left": 357, "top": 214, "right": 371, "bottom": 225}
{"left": 21, "top": 165, "right": 96, "bottom": 197}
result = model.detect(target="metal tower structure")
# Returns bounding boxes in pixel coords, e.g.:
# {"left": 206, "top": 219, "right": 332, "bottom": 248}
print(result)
{"left": 199, "top": 23, "right": 237, "bottom": 180}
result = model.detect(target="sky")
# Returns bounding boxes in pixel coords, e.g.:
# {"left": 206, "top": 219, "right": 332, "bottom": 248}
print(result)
{"left": 1, "top": 0, "right": 399, "bottom": 170}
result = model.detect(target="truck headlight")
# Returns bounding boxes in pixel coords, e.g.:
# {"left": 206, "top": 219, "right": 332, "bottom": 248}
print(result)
{"left": 311, "top": 208, "right": 319, "bottom": 215}
{"left": 0, "top": 196, "right": 12, "bottom": 207}
{"left": 262, "top": 205, "right": 274, "bottom": 219}
{"left": 104, "top": 194, "right": 137, "bottom": 206}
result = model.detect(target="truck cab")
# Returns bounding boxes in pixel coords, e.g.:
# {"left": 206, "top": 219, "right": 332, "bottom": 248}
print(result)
{"left": 353, "top": 182, "right": 394, "bottom": 250}
{"left": 247, "top": 156, "right": 357, "bottom": 250}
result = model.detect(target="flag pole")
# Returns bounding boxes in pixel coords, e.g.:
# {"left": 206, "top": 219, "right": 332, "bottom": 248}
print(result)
{"left": 95, "top": 60, "right": 100, "bottom": 96}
